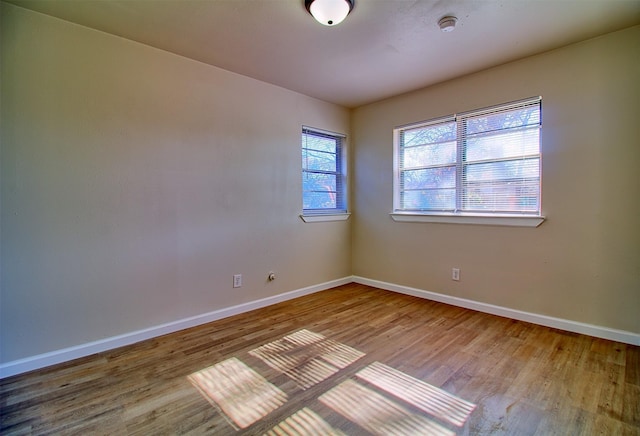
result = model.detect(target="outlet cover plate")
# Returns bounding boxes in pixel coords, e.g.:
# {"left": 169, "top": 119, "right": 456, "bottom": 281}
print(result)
{"left": 233, "top": 274, "right": 242, "bottom": 288}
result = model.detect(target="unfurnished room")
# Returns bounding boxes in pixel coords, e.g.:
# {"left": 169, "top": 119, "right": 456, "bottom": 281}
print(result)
{"left": 1, "top": 0, "right": 639, "bottom": 434}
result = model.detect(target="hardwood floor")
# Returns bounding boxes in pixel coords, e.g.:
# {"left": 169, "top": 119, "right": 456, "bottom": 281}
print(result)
{"left": 1, "top": 283, "right": 639, "bottom": 435}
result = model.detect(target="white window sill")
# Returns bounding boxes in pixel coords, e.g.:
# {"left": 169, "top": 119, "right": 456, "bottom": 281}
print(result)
{"left": 300, "top": 213, "right": 351, "bottom": 223}
{"left": 390, "top": 212, "right": 545, "bottom": 227}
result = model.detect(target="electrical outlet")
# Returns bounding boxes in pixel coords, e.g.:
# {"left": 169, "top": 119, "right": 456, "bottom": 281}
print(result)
{"left": 452, "top": 268, "right": 460, "bottom": 281}
{"left": 233, "top": 274, "right": 242, "bottom": 288}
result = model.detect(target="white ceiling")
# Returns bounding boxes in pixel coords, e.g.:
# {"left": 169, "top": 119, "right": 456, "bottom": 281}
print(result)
{"left": 7, "top": 0, "right": 640, "bottom": 108}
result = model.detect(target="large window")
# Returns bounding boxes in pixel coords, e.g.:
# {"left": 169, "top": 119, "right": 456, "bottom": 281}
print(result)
{"left": 394, "top": 97, "right": 542, "bottom": 218}
{"left": 302, "top": 127, "right": 347, "bottom": 215}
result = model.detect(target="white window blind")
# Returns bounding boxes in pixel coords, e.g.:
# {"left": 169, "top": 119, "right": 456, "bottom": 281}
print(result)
{"left": 302, "top": 127, "right": 347, "bottom": 214}
{"left": 394, "top": 97, "right": 542, "bottom": 216}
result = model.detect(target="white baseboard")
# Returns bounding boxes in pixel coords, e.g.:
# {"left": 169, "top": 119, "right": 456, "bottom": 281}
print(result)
{"left": 3, "top": 275, "right": 637, "bottom": 379}
{"left": 0, "top": 277, "right": 352, "bottom": 379}
{"left": 353, "top": 276, "right": 640, "bottom": 346}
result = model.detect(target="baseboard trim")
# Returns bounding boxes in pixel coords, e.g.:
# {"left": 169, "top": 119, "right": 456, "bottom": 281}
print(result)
{"left": 3, "top": 275, "right": 637, "bottom": 379}
{"left": 353, "top": 276, "right": 640, "bottom": 346}
{"left": 0, "top": 276, "right": 352, "bottom": 379}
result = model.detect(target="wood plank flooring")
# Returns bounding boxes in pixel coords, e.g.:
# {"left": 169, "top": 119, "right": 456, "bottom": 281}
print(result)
{"left": 1, "top": 283, "right": 639, "bottom": 435}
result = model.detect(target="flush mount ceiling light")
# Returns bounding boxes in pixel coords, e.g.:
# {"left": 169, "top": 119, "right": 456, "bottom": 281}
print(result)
{"left": 438, "top": 15, "right": 458, "bottom": 32}
{"left": 305, "top": 0, "right": 354, "bottom": 26}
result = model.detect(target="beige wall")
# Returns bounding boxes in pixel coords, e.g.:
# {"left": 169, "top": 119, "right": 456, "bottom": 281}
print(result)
{"left": 0, "top": 3, "right": 351, "bottom": 363}
{"left": 352, "top": 25, "right": 640, "bottom": 333}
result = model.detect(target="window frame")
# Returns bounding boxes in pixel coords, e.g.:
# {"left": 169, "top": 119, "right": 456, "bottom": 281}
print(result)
{"left": 301, "top": 126, "right": 349, "bottom": 221}
{"left": 392, "top": 97, "right": 545, "bottom": 227}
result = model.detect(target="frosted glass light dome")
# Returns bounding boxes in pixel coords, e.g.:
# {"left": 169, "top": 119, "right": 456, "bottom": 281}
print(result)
{"left": 307, "top": 0, "right": 353, "bottom": 26}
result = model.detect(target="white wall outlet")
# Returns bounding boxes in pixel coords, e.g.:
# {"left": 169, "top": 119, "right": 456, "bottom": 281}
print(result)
{"left": 452, "top": 268, "right": 460, "bottom": 281}
{"left": 233, "top": 274, "right": 242, "bottom": 288}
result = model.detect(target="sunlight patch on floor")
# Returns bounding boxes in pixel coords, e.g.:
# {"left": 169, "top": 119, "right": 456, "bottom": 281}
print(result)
{"left": 265, "top": 407, "right": 346, "bottom": 436}
{"left": 319, "top": 379, "right": 456, "bottom": 436}
{"left": 188, "top": 330, "right": 475, "bottom": 434}
{"left": 188, "top": 357, "right": 287, "bottom": 429}
{"left": 249, "top": 329, "right": 365, "bottom": 389}
{"left": 356, "top": 361, "right": 476, "bottom": 427}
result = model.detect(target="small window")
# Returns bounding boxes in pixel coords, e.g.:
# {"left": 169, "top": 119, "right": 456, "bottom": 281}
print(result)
{"left": 302, "top": 127, "right": 347, "bottom": 215}
{"left": 394, "top": 97, "right": 542, "bottom": 217}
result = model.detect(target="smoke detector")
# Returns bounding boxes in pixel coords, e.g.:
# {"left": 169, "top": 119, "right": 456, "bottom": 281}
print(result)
{"left": 438, "top": 16, "right": 458, "bottom": 32}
